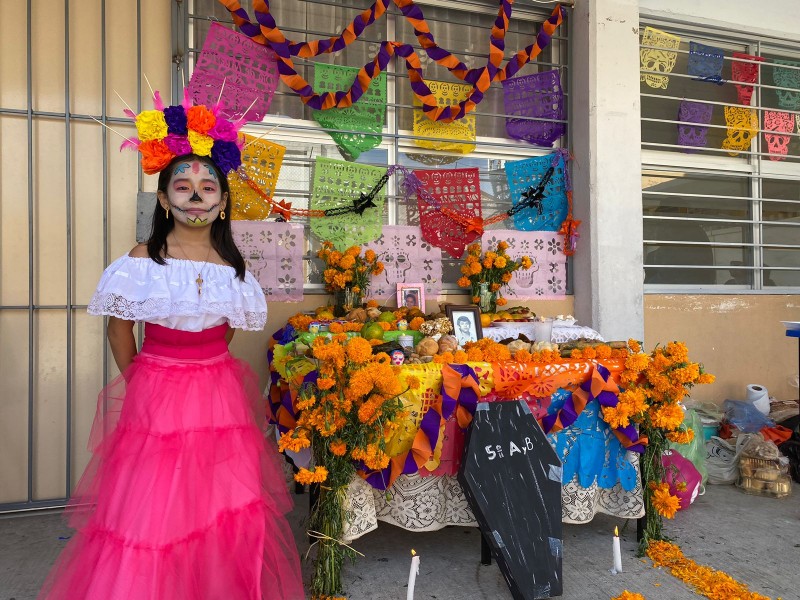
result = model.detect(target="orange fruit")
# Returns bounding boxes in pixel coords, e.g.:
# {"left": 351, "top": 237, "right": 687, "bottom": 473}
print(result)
{"left": 480, "top": 313, "right": 493, "bottom": 328}
{"left": 360, "top": 322, "right": 385, "bottom": 341}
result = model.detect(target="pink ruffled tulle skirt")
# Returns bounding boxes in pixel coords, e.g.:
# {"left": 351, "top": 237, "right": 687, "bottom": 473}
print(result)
{"left": 38, "top": 323, "right": 304, "bottom": 599}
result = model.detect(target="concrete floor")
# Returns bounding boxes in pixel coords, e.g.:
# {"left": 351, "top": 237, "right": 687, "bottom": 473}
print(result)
{"left": 1, "top": 483, "right": 798, "bottom": 599}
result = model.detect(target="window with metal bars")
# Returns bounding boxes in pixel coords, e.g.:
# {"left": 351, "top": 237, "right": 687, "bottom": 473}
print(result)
{"left": 640, "top": 22, "right": 800, "bottom": 291}
{"left": 183, "top": 0, "right": 571, "bottom": 293}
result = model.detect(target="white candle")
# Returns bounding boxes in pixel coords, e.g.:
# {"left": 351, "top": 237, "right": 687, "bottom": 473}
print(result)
{"left": 612, "top": 526, "right": 623, "bottom": 574}
{"left": 407, "top": 549, "right": 420, "bottom": 600}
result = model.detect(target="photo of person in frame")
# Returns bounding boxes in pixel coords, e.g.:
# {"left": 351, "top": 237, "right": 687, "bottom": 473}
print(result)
{"left": 404, "top": 289, "right": 420, "bottom": 308}
{"left": 454, "top": 313, "right": 478, "bottom": 345}
{"left": 397, "top": 284, "right": 425, "bottom": 311}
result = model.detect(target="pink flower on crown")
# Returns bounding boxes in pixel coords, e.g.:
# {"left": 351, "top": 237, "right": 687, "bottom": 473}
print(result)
{"left": 207, "top": 118, "right": 240, "bottom": 143}
{"left": 163, "top": 134, "right": 192, "bottom": 156}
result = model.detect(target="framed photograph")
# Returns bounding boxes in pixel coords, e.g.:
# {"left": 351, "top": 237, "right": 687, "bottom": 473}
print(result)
{"left": 445, "top": 305, "right": 483, "bottom": 345}
{"left": 396, "top": 283, "right": 425, "bottom": 310}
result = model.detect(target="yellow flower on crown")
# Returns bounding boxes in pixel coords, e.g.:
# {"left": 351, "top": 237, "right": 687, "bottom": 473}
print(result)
{"left": 135, "top": 110, "right": 168, "bottom": 142}
{"left": 188, "top": 130, "right": 214, "bottom": 156}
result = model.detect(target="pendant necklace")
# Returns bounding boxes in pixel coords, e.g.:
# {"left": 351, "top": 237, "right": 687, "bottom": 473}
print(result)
{"left": 170, "top": 236, "right": 214, "bottom": 296}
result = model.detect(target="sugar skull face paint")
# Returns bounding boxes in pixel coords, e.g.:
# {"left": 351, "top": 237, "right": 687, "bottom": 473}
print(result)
{"left": 159, "top": 159, "right": 226, "bottom": 226}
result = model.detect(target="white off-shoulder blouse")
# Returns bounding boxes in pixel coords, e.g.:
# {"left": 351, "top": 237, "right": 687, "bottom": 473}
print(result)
{"left": 87, "top": 255, "right": 267, "bottom": 332}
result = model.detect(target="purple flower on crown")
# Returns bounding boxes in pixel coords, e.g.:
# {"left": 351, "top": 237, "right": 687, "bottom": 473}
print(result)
{"left": 164, "top": 134, "right": 192, "bottom": 156}
{"left": 207, "top": 118, "right": 240, "bottom": 143}
{"left": 210, "top": 140, "right": 242, "bottom": 174}
{"left": 164, "top": 105, "right": 187, "bottom": 135}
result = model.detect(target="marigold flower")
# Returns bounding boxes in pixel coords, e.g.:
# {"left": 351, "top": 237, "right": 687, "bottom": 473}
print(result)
{"left": 501, "top": 273, "right": 512, "bottom": 283}
{"left": 595, "top": 345, "right": 612, "bottom": 359}
{"left": 409, "top": 317, "right": 424, "bottom": 331}
{"left": 338, "top": 254, "right": 356, "bottom": 270}
{"left": 515, "top": 349, "right": 533, "bottom": 363}
{"left": 467, "top": 243, "right": 482, "bottom": 256}
{"left": 627, "top": 338, "right": 642, "bottom": 353}
{"left": 520, "top": 256, "right": 533, "bottom": 269}
{"left": 469, "top": 262, "right": 482, "bottom": 275}
{"left": 493, "top": 256, "right": 507, "bottom": 269}
{"left": 406, "top": 375, "right": 421, "bottom": 390}
{"left": 294, "top": 466, "right": 328, "bottom": 485}
{"left": 366, "top": 299, "right": 378, "bottom": 308}
{"left": 582, "top": 347, "right": 597, "bottom": 359}
{"left": 666, "top": 429, "right": 695, "bottom": 445}
{"left": 346, "top": 337, "right": 373, "bottom": 364}
{"left": 496, "top": 297, "right": 508, "bottom": 306}
{"left": 472, "top": 296, "right": 481, "bottom": 303}
{"left": 329, "top": 439, "right": 347, "bottom": 456}
{"left": 364, "top": 249, "right": 376, "bottom": 262}
{"left": 453, "top": 350, "right": 468, "bottom": 363}
{"left": 457, "top": 276, "right": 471, "bottom": 288}
{"left": 466, "top": 347, "right": 483, "bottom": 362}
{"left": 651, "top": 485, "right": 680, "bottom": 519}
{"left": 278, "top": 430, "right": 311, "bottom": 453}
{"left": 483, "top": 257, "right": 494, "bottom": 269}
{"left": 490, "top": 283, "right": 501, "bottom": 292}
{"left": 611, "top": 592, "right": 646, "bottom": 600}
{"left": 372, "top": 263, "right": 384, "bottom": 276}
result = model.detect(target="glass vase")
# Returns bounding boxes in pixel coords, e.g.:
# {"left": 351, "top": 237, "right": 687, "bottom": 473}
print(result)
{"left": 477, "top": 282, "right": 497, "bottom": 314}
{"left": 333, "top": 287, "right": 363, "bottom": 317}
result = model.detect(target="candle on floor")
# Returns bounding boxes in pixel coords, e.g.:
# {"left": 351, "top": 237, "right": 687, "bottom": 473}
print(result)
{"left": 612, "top": 526, "right": 623, "bottom": 574}
{"left": 407, "top": 549, "right": 420, "bottom": 600}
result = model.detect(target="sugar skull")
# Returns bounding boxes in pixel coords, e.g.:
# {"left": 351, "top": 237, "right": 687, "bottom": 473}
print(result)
{"left": 397, "top": 319, "right": 409, "bottom": 331}
{"left": 391, "top": 349, "right": 405, "bottom": 366}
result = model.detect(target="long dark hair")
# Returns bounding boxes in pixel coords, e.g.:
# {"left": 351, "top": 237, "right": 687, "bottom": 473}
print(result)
{"left": 148, "top": 153, "right": 246, "bottom": 281}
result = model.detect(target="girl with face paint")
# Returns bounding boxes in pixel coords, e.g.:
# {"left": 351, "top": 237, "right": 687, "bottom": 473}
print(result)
{"left": 39, "top": 151, "right": 305, "bottom": 599}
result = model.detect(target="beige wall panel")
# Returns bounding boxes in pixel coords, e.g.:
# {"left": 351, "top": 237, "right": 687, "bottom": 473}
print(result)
{"left": 231, "top": 295, "right": 576, "bottom": 389}
{"left": 140, "top": 0, "right": 173, "bottom": 108}
{"left": 68, "top": 2, "right": 102, "bottom": 117}
{"left": 33, "top": 310, "right": 67, "bottom": 500}
{"left": 107, "top": 124, "right": 142, "bottom": 261}
{"left": 0, "top": 2, "right": 27, "bottom": 109}
{"left": 0, "top": 311, "right": 31, "bottom": 503}
{"left": 104, "top": 0, "right": 140, "bottom": 118}
{"left": 645, "top": 295, "right": 799, "bottom": 405}
{"left": 72, "top": 122, "right": 106, "bottom": 304}
{"left": 33, "top": 120, "right": 68, "bottom": 305}
{"left": 70, "top": 310, "right": 105, "bottom": 490}
{"left": 0, "top": 117, "right": 31, "bottom": 306}
{"left": 31, "top": 0, "right": 66, "bottom": 114}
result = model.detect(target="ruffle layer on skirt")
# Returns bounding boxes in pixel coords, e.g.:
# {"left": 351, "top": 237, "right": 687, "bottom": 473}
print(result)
{"left": 38, "top": 348, "right": 304, "bottom": 599}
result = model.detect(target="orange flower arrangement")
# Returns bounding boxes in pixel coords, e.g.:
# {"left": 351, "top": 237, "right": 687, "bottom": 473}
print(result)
{"left": 612, "top": 340, "right": 714, "bottom": 553}
{"left": 317, "top": 241, "right": 384, "bottom": 294}
{"left": 282, "top": 334, "right": 409, "bottom": 598}
{"left": 457, "top": 241, "right": 534, "bottom": 312}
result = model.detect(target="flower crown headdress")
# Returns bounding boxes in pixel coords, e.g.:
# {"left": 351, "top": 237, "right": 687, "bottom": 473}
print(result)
{"left": 122, "top": 89, "right": 245, "bottom": 176}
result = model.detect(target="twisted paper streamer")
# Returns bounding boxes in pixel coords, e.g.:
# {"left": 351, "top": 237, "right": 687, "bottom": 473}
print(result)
{"left": 220, "top": 0, "right": 566, "bottom": 123}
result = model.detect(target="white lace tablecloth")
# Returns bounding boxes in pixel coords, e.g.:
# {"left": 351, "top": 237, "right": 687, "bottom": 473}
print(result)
{"left": 342, "top": 458, "right": 644, "bottom": 541}
{"left": 482, "top": 323, "right": 605, "bottom": 343}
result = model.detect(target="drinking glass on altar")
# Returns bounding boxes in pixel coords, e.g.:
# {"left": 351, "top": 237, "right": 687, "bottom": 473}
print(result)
{"left": 531, "top": 317, "right": 554, "bottom": 342}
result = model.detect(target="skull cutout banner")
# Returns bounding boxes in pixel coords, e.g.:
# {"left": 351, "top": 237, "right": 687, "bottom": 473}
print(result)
{"left": 502, "top": 70, "right": 565, "bottom": 147}
{"left": 677, "top": 100, "right": 713, "bottom": 150}
{"left": 504, "top": 154, "right": 568, "bottom": 232}
{"left": 482, "top": 231, "right": 567, "bottom": 298}
{"left": 763, "top": 111, "right": 795, "bottom": 161}
{"left": 731, "top": 52, "right": 763, "bottom": 107}
{"left": 640, "top": 27, "right": 681, "bottom": 90}
{"left": 772, "top": 59, "right": 800, "bottom": 111}
{"left": 232, "top": 221, "right": 304, "bottom": 302}
{"left": 687, "top": 41, "right": 725, "bottom": 83}
{"left": 312, "top": 63, "right": 387, "bottom": 160}
{"left": 363, "top": 226, "right": 443, "bottom": 301}
{"left": 187, "top": 22, "right": 279, "bottom": 122}
{"left": 414, "top": 168, "right": 483, "bottom": 259}
{"left": 721, "top": 107, "right": 758, "bottom": 156}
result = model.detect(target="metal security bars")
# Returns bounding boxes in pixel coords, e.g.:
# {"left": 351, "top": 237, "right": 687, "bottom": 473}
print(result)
{"left": 639, "top": 20, "right": 800, "bottom": 291}
{"left": 185, "top": 0, "right": 572, "bottom": 293}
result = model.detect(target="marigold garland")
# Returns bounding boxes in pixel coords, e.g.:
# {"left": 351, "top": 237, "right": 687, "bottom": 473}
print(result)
{"left": 612, "top": 593, "right": 646, "bottom": 600}
{"left": 646, "top": 541, "right": 772, "bottom": 600}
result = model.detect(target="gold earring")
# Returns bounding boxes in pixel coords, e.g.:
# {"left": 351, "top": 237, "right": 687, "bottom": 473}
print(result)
{"left": 220, "top": 209, "right": 226, "bottom": 220}
{"left": 165, "top": 206, "right": 169, "bottom": 219}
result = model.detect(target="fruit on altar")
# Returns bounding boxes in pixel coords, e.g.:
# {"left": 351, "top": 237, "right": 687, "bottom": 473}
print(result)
{"left": 346, "top": 308, "right": 367, "bottom": 322}
{"left": 316, "top": 307, "right": 335, "bottom": 320}
{"left": 437, "top": 335, "right": 458, "bottom": 354}
{"left": 480, "top": 313, "right": 493, "bottom": 328}
{"left": 496, "top": 311, "right": 512, "bottom": 320}
{"left": 416, "top": 337, "right": 439, "bottom": 357}
{"left": 361, "top": 322, "right": 385, "bottom": 341}
{"left": 378, "top": 311, "right": 397, "bottom": 323}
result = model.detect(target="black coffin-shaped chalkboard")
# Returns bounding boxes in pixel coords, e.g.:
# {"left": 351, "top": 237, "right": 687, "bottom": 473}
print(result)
{"left": 458, "top": 400, "right": 563, "bottom": 599}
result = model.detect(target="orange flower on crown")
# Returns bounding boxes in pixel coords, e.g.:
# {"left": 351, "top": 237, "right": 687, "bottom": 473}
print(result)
{"left": 139, "top": 139, "right": 174, "bottom": 175}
